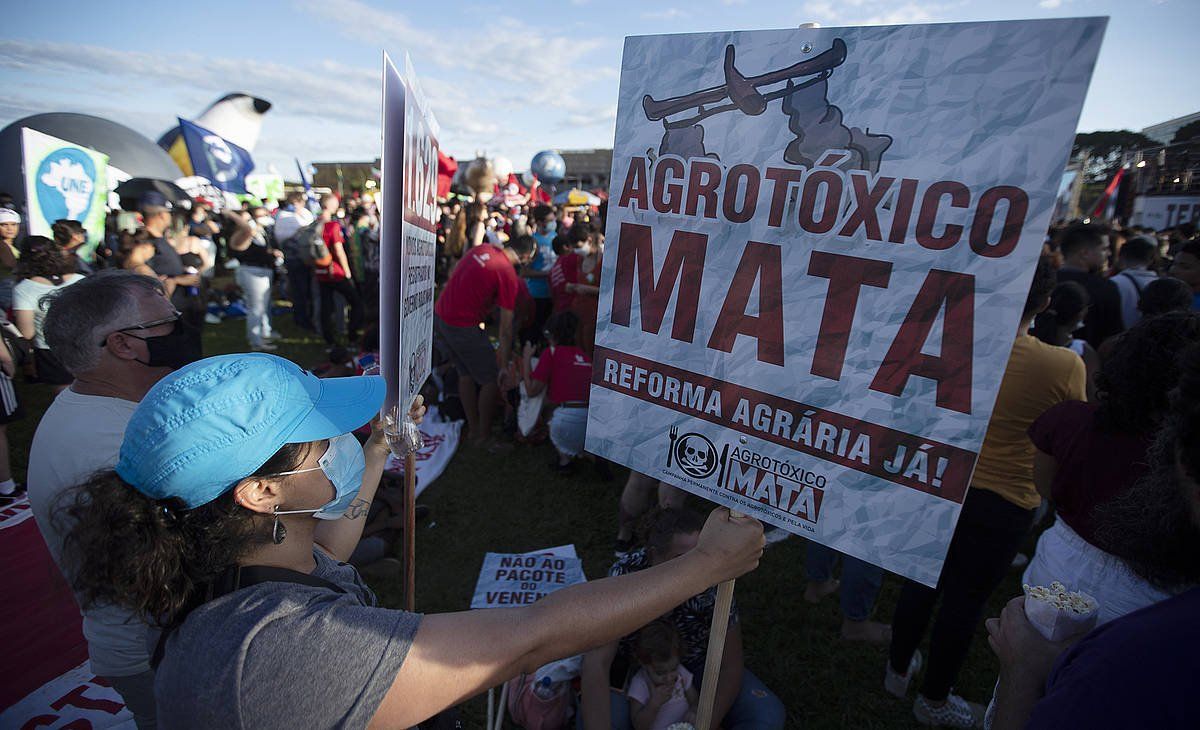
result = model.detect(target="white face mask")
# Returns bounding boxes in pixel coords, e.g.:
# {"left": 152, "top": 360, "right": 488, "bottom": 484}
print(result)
{"left": 255, "top": 216, "right": 272, "bottom": 228}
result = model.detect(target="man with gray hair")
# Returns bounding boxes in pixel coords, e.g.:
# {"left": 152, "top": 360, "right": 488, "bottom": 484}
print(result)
{"left": 26, "top": 269, "right": 193, "bottom": 729}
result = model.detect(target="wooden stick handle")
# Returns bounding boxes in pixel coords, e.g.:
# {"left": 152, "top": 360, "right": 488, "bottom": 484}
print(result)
{"left": 493, "top": 681, "right": 509, "bottom": 730}
{"left": 403, "top": 451, "right": 417, "bottom": 612}
{"left": 696, "top": 508, "right": 744, "bottom": 730}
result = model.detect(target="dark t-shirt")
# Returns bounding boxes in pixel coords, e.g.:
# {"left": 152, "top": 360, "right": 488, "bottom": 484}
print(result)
{"left": 1028, "top": 401, "right": 1151, "bottom": 545}
{"left": 232, "top": 234, "right": 278, "bottom": 269}
{"left": 1056, "top": 267, "right": 1124, "bottom": 347}
{"left": 1028, "top": 587, "right": 1200, "bottom": 729}
{"left": 609, "top": 549, "right": 738, "bottom": 676}
{"left": 155, "top": 550, "right": 421, "bottom": 729}
{"left": 148, "top": 235, "right": 184, "bottom": 277}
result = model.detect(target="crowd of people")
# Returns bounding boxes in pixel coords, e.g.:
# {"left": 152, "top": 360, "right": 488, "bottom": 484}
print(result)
{"left": 0, "top": 171, "right": 1197, "bottom": 730}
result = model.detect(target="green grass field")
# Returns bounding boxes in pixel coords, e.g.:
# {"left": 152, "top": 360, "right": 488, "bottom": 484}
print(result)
{"left": 10, "top": 313, "right": 1026, "bottom": 729}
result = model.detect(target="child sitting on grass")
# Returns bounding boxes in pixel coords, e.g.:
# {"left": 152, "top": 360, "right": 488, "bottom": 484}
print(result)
{"left": 628, "top": 620, "right": 699, "bottom": 730}
{"left": 521, "top": 311, "right": 592, "bottom": 473}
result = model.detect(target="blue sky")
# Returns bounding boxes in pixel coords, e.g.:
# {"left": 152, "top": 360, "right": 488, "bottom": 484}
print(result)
{"left": 2, "top": 0, "right": 1196, "bottom": 177}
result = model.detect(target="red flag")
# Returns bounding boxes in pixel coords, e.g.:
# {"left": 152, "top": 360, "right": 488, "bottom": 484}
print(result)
{"left": 1090, "top": 168, "right": 1124, "bottom": 219}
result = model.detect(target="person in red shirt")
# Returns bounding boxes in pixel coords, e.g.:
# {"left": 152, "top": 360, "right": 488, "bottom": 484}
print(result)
{"left": 315, "top": 194, "right": 364, "bottom": 345}
{"left": 522, "top": 311, "right": 592, "bottom": 472}
{"left": 550, "top": 222, "right": 603, "bottom": 355}
{"left": 549, "top": 224, "right": 584, "bottom": 313}
{"left": 434, "top": 234, "right": 535, "bottom": 447}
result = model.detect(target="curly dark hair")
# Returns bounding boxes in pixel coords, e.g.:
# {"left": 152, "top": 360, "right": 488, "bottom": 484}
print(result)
{"left": 1032, "top": 281, "right": 1089, "bottom": 344}
{"left": 1094, "top": 311, "right": 1200, "bottom": 434}
{"left": 55, "top": 441, "right": 312, "bottom": 626}
{"left": 1022, "top": 255, "right": 1057, "bottom": 320}
{"left": 116, "top": 229, "right": 153, "bottom": 268}
{"left": 51, "top": 219, "right": 85, "bottom": 249}
{"left": 18, "top": 235, "right": 71, "bottom": 284}
{"left": 545, "top": 310, "right": 579, "bottom": 346}
{"left": 1093, "top": 343, "right": 1200, "bottom": 590}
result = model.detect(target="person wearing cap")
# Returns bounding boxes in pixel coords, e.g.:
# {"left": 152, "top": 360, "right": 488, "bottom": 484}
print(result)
{"left": 0, "top": 207, "right": 22, "bottom": 310}
{"left": 55, "top": 353, "right": 764, "bottom": 729}
{"left": 28, "top": 270, "right": 201, "bottom": 728}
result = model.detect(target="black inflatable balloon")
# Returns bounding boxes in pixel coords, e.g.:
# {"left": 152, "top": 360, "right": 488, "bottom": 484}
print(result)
{"left": 0, "top": 113, "right": 182, "bottom": 212}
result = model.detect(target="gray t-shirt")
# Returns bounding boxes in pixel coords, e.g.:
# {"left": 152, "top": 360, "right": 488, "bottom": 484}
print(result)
{"left": 155, "top": 550, "right": 422, "bottom": 729}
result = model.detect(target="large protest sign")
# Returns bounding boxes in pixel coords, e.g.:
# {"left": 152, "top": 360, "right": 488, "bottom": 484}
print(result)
{"left": 586, "top": 19, "right": 1105, "bottom": 586}
{"left": 21, "top": 128, "right": 109, "bottom": 261}
{"left": 471, "top": 545, "right": 586, "bottom": 609}
{"left": 380, "top": 52, "right": 440, "bottom": 416}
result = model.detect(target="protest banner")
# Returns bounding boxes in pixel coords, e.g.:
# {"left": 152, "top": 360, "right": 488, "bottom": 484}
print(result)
{"left": 471, "top": 546, "right": 585, "bottom": 730}
{"left": 0, "top": 661, "right": 133, "bottom": 729}
{"left": 586, "top": 18, "right": 1106, "bottom": 588}
{"left": 21, "top": 128, "right": 109, "bottom": 261}
{"left": 380, "top": 51, "right": 440, "bottom": 612}
{"left": 380, "top": 51, "right": 439, "bottom": 418}
{"left": 471, "top": 545, "right": 585, "bottom": 609}
{"left": 245, "top": 173, "right": 285, "bottom": 204}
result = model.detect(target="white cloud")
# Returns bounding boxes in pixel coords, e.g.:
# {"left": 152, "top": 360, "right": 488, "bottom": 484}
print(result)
{"left": 799, "top": 0, "right": 944, "bottom": 26}
{"left": 1, "top": 1, "right": 623, "bottom": 172}
{"left": 861, "top": 3, "right": 939, "bottom": 25}
{"left": 801, "top": 1, "right": 839, "bottom": 23}
{"left": 1039, "top": 0, "right": 1064, "bottom": 8}
{"left": 559, "top": 103, "right": 619, "bottom": 130}
{"left": 722, "top": 0, "right": 748, "bottom": 5}
{"left": 642, "top": 8, "right": 689, "bottom": 20}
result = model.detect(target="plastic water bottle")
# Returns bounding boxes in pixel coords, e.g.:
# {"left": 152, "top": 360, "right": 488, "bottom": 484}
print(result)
{"left": 532, "top": 676, "right": 557, "bottom": 700}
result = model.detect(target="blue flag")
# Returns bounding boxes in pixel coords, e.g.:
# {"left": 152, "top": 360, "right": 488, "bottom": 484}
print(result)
{"left": 178, "top": 118, "right": 254, "bottom": 194}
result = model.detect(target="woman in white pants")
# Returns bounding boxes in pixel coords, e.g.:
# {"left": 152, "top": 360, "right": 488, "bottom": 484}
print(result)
{"left": 231, "top": 210, "right": 282, "bottom": 351}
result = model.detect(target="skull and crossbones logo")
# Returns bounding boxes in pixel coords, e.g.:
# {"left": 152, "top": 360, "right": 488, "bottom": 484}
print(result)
{"left": 674, "top": 433, "right": 719, "bottom": 478}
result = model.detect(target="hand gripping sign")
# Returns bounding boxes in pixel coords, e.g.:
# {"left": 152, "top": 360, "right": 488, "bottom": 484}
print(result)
{"left": 586, "top": 18, "right": 1105, "bottom": 588}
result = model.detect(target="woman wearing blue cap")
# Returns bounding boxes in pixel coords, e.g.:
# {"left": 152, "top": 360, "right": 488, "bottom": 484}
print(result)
{"left": 56, "top": 353, "right": 764, "bottom": 729}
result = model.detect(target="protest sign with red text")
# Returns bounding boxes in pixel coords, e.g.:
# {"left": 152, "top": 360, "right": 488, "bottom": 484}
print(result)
{"left": 586, "top": 19, "right": 1105, "bottom": 585}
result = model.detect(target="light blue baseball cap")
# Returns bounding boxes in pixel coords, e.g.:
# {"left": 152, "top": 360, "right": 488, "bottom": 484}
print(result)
{"left": 117, "top": 353, "right": 385, "bottom": 509}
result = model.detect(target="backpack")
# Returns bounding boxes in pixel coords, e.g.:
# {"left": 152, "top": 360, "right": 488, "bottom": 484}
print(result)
{"left": 296, "top": 219, "right": 333, "bottom": 267}
{"left": 506, "top": 674, "right": 572, "bottom": 730}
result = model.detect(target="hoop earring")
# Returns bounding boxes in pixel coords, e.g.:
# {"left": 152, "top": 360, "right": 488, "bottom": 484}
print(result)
{"left": 272, "top": 505, "right": 287, "bottom": 545}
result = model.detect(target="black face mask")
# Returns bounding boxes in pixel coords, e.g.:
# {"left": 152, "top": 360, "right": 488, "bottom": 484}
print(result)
{"left": 127, "top": 320, "right": 202, "bottom": 370}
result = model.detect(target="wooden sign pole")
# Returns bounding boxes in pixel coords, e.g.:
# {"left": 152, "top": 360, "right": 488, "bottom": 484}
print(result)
{"left": 695, "top": 509, "right": 743, "bottom": 730}
{"left": 403, "top": 451, "right": 417, "bottom": 612}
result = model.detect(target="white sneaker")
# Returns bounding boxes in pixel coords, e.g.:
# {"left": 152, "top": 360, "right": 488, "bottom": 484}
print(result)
{"left": 884, "top": 650, "right": 923, "bottom": 698}
{"left": 913, "top": 692, "right": 978, "bottom": 728}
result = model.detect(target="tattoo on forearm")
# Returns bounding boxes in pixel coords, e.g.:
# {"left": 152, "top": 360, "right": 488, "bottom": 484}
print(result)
{"left": 343, "top": 499, "right": 370, "bottom": 519}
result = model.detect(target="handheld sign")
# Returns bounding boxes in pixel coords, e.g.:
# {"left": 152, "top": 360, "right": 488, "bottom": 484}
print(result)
{"left": 21, "top": 128, "right": 109, "bottom": 262}
{"left": 471, "top": 546, "right": 586, "bottom": 609}
{"left": 380, "top": 52, "right": 439, "bottom": 418}
{"left": 381, "top": 51, "right": 440, "bottom": 611}
{"left": 587, "top": 18, "right": 1106, "bottom": 588}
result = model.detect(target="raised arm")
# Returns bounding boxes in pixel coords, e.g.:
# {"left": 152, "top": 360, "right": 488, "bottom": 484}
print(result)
{"left": 225, "top": 211, "right": 254, "bottom": 252}
{"left": 369, "top": 509, "right": 765, "bottom": 729}
{"left": 314, "top": 396, "right": 426, "bottom": 561}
